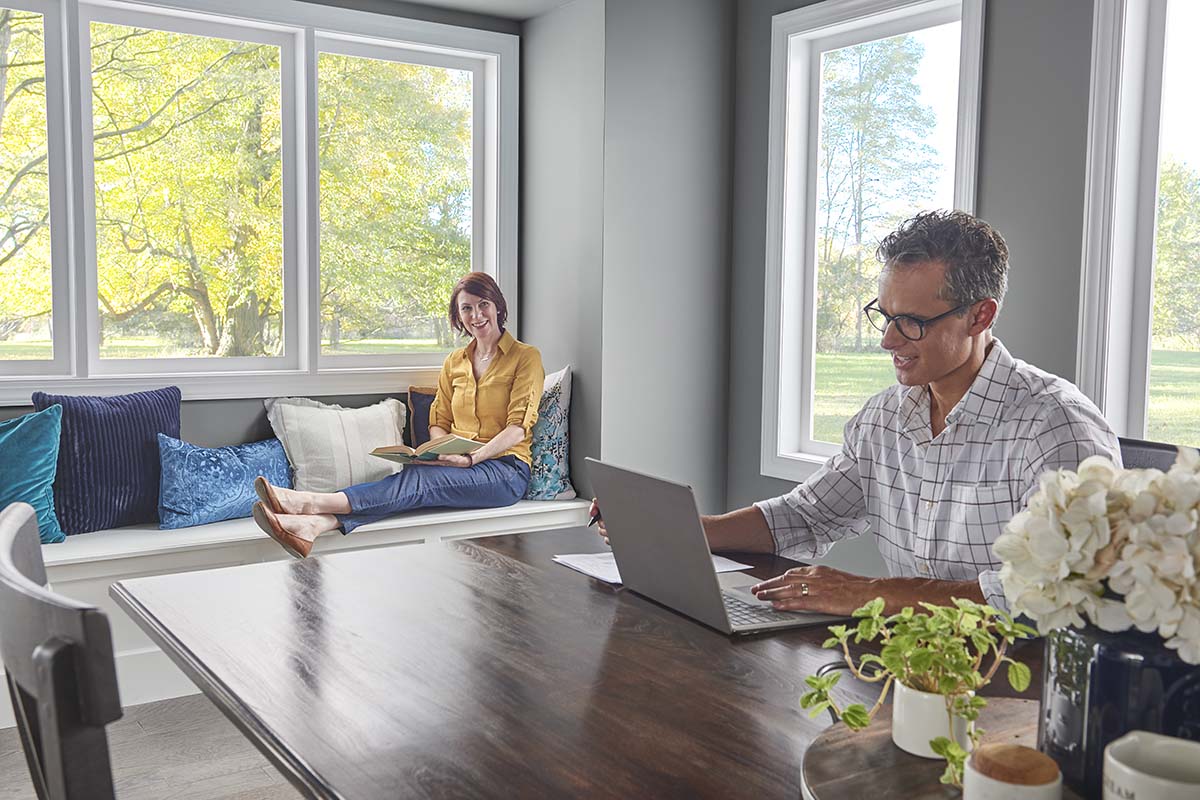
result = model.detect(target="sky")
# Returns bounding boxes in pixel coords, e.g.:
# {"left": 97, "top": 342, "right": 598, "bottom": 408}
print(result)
{"left": 1159, "top": 0, "right": 1200, "bottom": 170}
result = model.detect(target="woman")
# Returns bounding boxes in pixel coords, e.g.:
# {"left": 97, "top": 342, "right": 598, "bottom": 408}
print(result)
{"left": 251, "top": 272, "right": 543, "bottom": 558}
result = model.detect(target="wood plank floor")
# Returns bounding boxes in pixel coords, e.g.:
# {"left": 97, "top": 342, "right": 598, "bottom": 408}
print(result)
{"left": 0, "top": 694, "right": 302, "bottom": 800}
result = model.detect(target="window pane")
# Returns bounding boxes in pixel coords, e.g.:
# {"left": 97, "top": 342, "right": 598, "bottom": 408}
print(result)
{"left": 90, "top": 22, "right": 283, "bottom": 359}
{"left": 1147, "top": 1, "right": 1200, "bottom": 447}
{"left": 0, "top": 8, "right": 52, "bottom": 360}
{"left": 811, "top": 23, "right": 960, "bottom": 444}
{"left": 318, "top": 52, "right": 472, "bottom": 356}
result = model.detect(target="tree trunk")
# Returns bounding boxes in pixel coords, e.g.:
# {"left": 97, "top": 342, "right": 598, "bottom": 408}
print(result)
{"left": 216, "top": 290, "right": 265, "bottom": 356}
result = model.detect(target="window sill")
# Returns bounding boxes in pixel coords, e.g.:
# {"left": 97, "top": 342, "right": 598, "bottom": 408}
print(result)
{"left": 0, "top": 366, "right": 446, "bottom": 406}
{"left": 759, "top": 450, "right": 832, "bottom": 484}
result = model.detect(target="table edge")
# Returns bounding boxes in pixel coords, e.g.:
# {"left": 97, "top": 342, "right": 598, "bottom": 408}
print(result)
{"left": 109, "top": 581, "right": 341, "bottom": 800}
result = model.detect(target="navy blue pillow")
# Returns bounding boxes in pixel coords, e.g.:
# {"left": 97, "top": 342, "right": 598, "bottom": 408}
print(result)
{"left": 158, "top": 435, "right": 292, "bottom": 529}
{"left": 407, "top": 386, "right": 437, "bottom": 447}
{"left": 32, "top": 386, "right": 181, "bottom": 534}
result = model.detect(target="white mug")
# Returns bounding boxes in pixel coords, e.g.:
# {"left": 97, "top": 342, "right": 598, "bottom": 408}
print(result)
{"left": 1103, "top": 730, "right": 1200, "bottom": 800}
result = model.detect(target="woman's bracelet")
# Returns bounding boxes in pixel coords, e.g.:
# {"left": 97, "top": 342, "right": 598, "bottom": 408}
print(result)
{"left": 466, "top": 452, "right": 475, "bottom": 467}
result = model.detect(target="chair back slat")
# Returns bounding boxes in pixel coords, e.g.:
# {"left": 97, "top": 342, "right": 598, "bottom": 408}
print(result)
{"left": 1118, "top": 436, "right": 1180, "bottom": 472}
{"left": 0, "top": 503, "right": 120, "bottom": 800}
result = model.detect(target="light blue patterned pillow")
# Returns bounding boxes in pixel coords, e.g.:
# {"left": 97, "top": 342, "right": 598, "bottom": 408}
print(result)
{"left": 525, "top": 366, "right": 576, "bottom": 500}
{"left": 158, "top": 435, "right": 292, "bottom": 529}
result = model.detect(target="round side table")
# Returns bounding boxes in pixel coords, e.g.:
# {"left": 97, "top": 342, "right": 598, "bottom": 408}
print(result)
{"left": 800, "top": 697, "right": 1083, "bottom": 800}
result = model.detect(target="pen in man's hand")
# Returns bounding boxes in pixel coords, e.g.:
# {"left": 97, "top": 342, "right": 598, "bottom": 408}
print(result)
{"left": 587, "top": 511, "right": 602, "bottom": 528}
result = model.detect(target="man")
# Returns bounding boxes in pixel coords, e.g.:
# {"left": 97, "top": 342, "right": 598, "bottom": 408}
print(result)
{"left": 594, "top": 210, "right": 1120, "bottom": 616}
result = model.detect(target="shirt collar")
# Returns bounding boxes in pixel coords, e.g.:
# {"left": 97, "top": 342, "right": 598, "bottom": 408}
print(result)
{"left": 466, "top": 328, "right": 514, "bottom": 358}
{"left": 945, "top": 338, "right": 1013, "bottom": 427}
{"left": 898, "top": 338, "right": 1013, "bottom": 436}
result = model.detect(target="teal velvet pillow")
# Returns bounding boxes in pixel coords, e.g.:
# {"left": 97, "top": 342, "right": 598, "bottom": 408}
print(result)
{"left": 158, "top": 435, "right": 292, "bottom": 529}
{"left": 0, "top": 405, "right": 65, "bottom": 543}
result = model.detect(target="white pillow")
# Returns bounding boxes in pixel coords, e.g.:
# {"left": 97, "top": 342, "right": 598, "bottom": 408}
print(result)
{"left": 264, "top": 397, "right": 406, "bottom": 493}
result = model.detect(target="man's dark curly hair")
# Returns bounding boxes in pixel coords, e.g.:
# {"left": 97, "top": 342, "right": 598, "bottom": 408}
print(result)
{"left": 876, "top": 210, "right": 1009, "bottom": 316}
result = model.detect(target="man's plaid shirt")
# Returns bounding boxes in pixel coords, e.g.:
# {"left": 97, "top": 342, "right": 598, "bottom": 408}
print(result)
{"left": 754, "top": 340, "right": 1120, "bottom": 610}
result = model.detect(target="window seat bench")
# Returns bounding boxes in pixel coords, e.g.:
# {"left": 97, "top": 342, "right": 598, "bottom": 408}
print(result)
{"left": 0, "top": 498, "right": 590, "bottom": 730}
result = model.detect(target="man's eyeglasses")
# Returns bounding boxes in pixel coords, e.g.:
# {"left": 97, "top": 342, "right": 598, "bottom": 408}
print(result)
{"left": 862, "top": 298, "right": 972, "bottom": 342}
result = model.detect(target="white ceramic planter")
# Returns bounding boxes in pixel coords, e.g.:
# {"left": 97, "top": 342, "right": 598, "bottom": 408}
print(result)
{"left": 891, "top": 681, "right": 971, "bottom": 759}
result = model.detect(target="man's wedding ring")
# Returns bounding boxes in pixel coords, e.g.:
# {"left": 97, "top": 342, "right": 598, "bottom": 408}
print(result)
{"left": 800, "top": 583, "right": 810, "bottom": 596}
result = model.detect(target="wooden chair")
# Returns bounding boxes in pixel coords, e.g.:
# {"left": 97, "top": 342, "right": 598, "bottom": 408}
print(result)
{"left": 0, "top": 502, "right": 121, "bottom": 800}
{"left": 1118, "top": 436, "right": 1179, "bottom": 471}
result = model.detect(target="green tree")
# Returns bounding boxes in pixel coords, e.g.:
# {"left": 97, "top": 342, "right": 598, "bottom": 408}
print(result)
{"left": 317, "top": 53, "right": 471, "bottom": 351}
{"left": 1152, "top": 159, "right": 1200, "bottom": 348}
{"left": 2, "top": 16, "right": 473, "bottom": 360}
{"left": 816, "top": 34, "right": 939, "bottom": 352}
{"left": 0, "top": 9, "right": 52, "bottom": 351}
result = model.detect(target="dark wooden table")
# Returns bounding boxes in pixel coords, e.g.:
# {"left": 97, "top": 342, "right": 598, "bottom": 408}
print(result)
{"left": 111, "top": 528, "right": 1042, "bottom": 799}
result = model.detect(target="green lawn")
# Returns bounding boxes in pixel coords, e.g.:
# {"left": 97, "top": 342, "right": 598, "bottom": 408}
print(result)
{"left": 1146, "top": 350, "right": 1200, "bottom": 447}
{"left": 812, "top": 349, "right": 1200, "bottom": 448}
{"left": 812, "top": 352, "right": 896, "bottom": 444}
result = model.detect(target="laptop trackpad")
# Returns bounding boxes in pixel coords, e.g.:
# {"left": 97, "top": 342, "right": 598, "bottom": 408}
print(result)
{"left": 718, "top": 571, "right": 771, "bottom": 605}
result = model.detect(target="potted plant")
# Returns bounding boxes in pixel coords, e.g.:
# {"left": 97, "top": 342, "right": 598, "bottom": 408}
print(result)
{"left": 994, "top": 449, "right": 1200, "bottom": 798}
{"left": 800, "top": 597, "right": 1035, "bottom": 786}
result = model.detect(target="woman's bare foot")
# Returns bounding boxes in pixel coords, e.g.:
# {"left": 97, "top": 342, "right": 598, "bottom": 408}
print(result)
{"left": 256, "top": 476, "right": 353, "bottom": 516}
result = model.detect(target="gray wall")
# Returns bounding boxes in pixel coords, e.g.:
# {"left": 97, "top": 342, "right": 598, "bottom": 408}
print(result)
{"left": 723, "top": 0, "right": 1096, "bottom": 575}
{"left": 520, "top": 0, "right": 606, "bottom": 497}
{"left": 976, "top": 0, "right": 1095, "bottom": 381}
{"left": 598, "top": 0, "right": 734, "bottom": 513}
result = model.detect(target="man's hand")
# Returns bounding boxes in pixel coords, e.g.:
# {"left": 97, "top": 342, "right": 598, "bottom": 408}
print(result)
{"left": 589, "top": 498, "right": 608, "bottom": 545}
{"left": 751, "top": 565, "right": 876, "bottom": 617}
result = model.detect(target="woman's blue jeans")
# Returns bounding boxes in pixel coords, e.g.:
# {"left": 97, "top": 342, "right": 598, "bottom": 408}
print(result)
{"left": 337, "top": 455, "right": 531, "bottom": 534}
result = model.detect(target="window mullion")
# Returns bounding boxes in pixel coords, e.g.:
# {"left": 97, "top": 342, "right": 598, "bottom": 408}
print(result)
{"left": 300, "top": 26, "right": 319, "bottom": 374}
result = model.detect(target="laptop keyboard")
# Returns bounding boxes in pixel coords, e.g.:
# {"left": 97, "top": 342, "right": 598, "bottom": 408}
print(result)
{"left": 721, "top": 591, "right": 798, "bottom": 626}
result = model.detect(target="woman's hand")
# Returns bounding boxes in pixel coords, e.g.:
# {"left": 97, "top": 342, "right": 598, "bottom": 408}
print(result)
{"left": 437, "top": 454, "right": 474, "bottom": 468}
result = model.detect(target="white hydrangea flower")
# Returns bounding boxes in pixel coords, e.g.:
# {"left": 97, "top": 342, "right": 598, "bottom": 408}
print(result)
{"left": 994, "top": 451, "right": 1200, "bottom": 664}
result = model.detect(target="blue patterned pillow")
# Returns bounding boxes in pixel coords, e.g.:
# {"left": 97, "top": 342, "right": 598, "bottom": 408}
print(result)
{"left": 525, "top": 366, "right": 576, "bottom": 500}
{"left": 0, "top": 405, "right": 65, "bottom": 543}
{"left": 158, "top": 435, "right": 292, "bottom": 529}
{"left": 32, "top": 386, "right": 181, "bottom": 534}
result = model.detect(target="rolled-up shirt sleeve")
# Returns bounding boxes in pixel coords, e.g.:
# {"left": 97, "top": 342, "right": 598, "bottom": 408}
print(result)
{"left": 754, "top": 414, "right": 872, "bottom": 559}
{"left": 978, "top": 570, "right": 1009, "bottom": 613}
{"left": 429, "top": 354, "right": 456, "bottom": 432}
{"left": 505, "top": 348, "right": 544, "bottom": 431}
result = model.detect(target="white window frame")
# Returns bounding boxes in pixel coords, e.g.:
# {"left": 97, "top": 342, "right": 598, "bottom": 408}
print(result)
{"left": 0, "top": 0, "right": 73, "bottom": 379}
{"left": 760, "top": 0, "right": 985, "bottom": 483}
{"left": 0, "top": 0, "right": 518, "bottom": 404}
{"left": 1076, "top": 0, "right": 1168, "bottom": 438}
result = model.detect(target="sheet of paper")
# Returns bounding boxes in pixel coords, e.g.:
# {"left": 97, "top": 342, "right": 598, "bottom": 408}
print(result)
{"left": 552, "top": 552, "right": 753, "bottom": 585}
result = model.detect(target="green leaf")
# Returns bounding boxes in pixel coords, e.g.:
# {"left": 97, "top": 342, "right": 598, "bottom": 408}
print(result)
{"left": 806, "top": 701, "right": 831, "bottom": 719}
{"left": 1007, "top": 660, "right": 1032, "bottom": 692}
{"left": 840, "top": 703, "right": 871, "bottom": 730}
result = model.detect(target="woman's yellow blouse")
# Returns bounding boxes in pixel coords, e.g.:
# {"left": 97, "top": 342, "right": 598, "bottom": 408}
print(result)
{"left": 430, "top": 330, "right": 544, "bottom": 466}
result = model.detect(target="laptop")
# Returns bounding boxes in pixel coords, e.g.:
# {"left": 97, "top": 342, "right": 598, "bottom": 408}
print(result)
{"left": 586, "top": 458, "right": 848, "bottom": 635}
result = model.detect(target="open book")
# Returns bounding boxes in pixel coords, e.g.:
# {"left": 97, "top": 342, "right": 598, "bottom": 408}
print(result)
{"left": 370, "top": 433, "right": 483, "bottom": 465}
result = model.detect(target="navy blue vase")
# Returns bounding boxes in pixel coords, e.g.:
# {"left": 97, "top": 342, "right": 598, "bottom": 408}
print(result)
{"left": 1038, "top": 625, "right": 1200, "bottom": 799}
